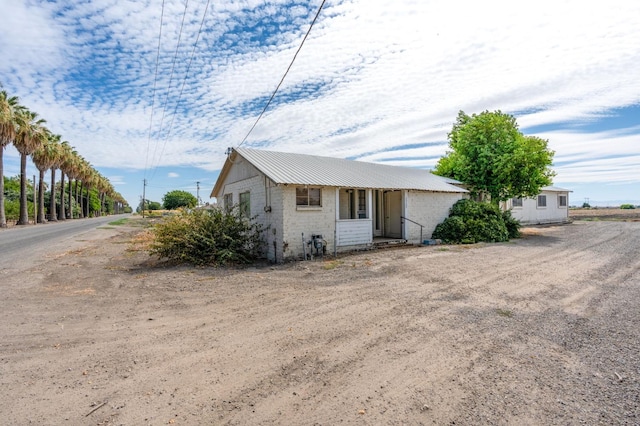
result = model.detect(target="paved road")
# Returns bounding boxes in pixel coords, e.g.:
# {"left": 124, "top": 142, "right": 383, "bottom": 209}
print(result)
{"left": 0, "top": 215, "right": 127, "bottom": 270}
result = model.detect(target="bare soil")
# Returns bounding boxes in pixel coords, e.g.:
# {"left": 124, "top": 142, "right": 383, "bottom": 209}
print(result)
{"left": 1, "top": 219, "right": 639, "bottom": 425}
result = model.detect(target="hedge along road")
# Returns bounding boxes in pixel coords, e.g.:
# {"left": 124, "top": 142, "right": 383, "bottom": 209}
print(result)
{"left": 0, "top": 215, "right": 127, "bottom": 271}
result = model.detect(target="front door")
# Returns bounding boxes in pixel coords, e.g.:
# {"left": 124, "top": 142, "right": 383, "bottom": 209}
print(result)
{"left": 384, "top": 190, "right": 402, "bottom": 238}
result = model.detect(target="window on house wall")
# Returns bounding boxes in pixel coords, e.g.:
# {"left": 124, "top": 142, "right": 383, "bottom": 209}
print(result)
{"left": 512, "top": 197, "right": 523, "bottom": 208}
{"left": 537, "top": 194, "right": 547, "bottom": 208}
{"left": 223, "top": 193, "right": 233, "bottom": 211}
{"left": 239, "top": 191, "right": 250, "bottom": 217}
{"left": 339, "top": 188, "right": 368, "bottom": 219}
{"left": 296, "top": 187, "right": 321, "bottom": 207}
{"left": 558, "top": 194, "right": 567, "bottom": 207}
{"left": 357, "top": 189, "right": 367, "bottom": 219}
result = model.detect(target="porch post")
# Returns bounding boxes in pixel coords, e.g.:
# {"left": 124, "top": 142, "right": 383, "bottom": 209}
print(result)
{"left": 402, "top": 190, "right": 407, "bottom": 239}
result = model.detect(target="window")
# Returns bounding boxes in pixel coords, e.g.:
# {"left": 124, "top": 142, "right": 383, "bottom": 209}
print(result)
{"left": 339, "top": 188, "right": 368, "bottom": 219}
{"left": 296, "top": 187, "right": 321, "bottom": 207}
{"left": 512, "top": 197, "right": 523, "bottom": 208}
{"left": 558, "top": 194, "right": 567, "bottom": 207}
{"left": 537, "top": 194, "right": 547, "bottom": 208}
{"left": 357, "top": 189, "right": 367, "bottom": 218}
{"left": 223, "top": 193, "right": 233, "bottom": 211}
{"left": 239, "top": 192, "right": 250, "bottom": 217}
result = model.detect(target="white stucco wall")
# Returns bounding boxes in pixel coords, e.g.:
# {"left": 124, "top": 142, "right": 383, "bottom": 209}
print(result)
{"left": 508, "top": 191, "right": 570, "bottom": 224}
{"left": 217, "top": 157, "right": 285, "bottom": 262}
{"left": 281, "top": 186, "right": 337, "bottom": 260}
{"left": 404, "top": 191, "right": 467, "bottom": 242}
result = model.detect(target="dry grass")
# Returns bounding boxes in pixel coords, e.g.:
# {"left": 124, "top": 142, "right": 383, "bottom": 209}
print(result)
{"left": 570, "top": 207, "right": 640, "bottom": 221}
{"left": 127, "top": 230, "right": 155, "bottom": 252}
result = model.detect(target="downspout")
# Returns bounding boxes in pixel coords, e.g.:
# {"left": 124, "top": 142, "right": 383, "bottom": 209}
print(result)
{"left": 264, "top": 176, "right": 275, "bottom": 262}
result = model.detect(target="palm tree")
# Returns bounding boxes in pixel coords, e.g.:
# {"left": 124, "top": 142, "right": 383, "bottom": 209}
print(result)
{"left": 96, "top": 174, "right": 112, "bottom": 216}
{"left": 61, "top": 148, "right": 78, "bottom": 219}
{"left": 31, "top": 131, "right": 60, "bottom": 223}
{"left": 57, "top": 141, "right": 72, "bottom": 220}
{"left": 76, "top": 156, "right": 93, "bottom": 219}
{"left": 47, "top": 135, "right": 63, "bottom": 222}
{"left": 13, "top": 108, "right": 48, "bottom": 225}
{"left": 84, "top": 168, "right": 99, "bottom": 217}
{"left": 0, "top": 90, "right": 20, "bottom": 228}
{"left": 74, "top": 155, "right": 87, "bottom": 218}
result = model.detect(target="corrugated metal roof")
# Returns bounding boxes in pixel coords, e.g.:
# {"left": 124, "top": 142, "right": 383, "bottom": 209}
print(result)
{"left": 541, "top": 185, "right": 572, "bottom": 192}
{"left": 233, "top": 147, "right": 467, "bottom": 193}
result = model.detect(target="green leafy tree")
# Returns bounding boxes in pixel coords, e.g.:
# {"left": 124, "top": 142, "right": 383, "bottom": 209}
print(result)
{"left": 2, "top": 175, "right": 33, "bottom": 222}
{"left": 148, "top": 201, "right": 162, "bottom": 210}
{"left": 3, "top": 175, "right": 21, "bottom": 201}
{"left": 136, "top": 199, "right": 158, "bottom": 213}
{"left": 435, "top": 110, "right": 555, "bottom": 204}
{"left": 163, "top": 190, "right": 197, "bottom": 210}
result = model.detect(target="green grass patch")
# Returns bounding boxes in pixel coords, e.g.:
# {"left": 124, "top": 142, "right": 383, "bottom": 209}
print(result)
{"left": 496, "top": 308, "right": 513, "bottom": 318}
{"left": 322, "top": 260, "right": 343, "bottom": 270}
{"left": 108, "top": 218, "right": 129, "bottom": 226}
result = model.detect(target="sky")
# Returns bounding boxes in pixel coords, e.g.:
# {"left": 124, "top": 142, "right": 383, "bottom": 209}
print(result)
{"left": 1, "top": 0, "right": 639, "bottom": 208}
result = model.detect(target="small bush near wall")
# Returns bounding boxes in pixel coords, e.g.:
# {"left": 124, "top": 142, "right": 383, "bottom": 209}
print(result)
{"left": 433, "top": 199, "right": 521, "bottom": 244}
{"left": 149, "top": 207, "right": 266, "bottom": 265}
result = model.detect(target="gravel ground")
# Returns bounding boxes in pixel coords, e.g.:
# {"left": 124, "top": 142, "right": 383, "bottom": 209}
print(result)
{"left": 0, "top": 220, "right": 639, "bottom": 425}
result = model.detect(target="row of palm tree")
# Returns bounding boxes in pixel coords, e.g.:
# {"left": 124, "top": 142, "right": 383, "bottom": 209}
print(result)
{"left": 1, "top": 88, "right": 128, "bottom": 227}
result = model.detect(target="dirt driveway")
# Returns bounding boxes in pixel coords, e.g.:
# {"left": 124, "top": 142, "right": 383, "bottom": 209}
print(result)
{"left": 1, "top": 219, "right": 639, "bottom": 425}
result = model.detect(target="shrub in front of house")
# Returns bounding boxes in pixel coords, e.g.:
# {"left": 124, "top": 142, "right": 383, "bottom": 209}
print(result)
{"left": 432, "top": 199, "right": 521, "bottom": 244}
{"left": 149, "top": 207, "right": 265, "bottom": 265}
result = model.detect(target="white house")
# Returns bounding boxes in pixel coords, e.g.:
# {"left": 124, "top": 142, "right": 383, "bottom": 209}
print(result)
{"left": 504, "top": 186, "right": 572, "bottom": 225}
{"left": 211, "top": 148, "right": 468, "bottom": 262}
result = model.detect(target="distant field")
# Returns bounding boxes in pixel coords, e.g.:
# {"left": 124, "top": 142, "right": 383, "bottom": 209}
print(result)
{"left": 570, "top": 207, "right": 640, "bottom": 221}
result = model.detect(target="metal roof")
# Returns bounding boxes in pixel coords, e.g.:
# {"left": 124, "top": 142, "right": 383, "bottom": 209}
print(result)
{"left": 228, "top": 147, "right": 468, "bottom": 193}
{"left": 540, "top": 185, "right": 572, "bottom": 192}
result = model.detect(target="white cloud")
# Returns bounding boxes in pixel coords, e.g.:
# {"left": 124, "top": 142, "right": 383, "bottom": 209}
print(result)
{"left": 168, "top": 172, "right": 179, "bottom": 178}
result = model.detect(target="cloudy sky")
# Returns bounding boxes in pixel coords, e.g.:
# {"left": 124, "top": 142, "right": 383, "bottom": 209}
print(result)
{"left": 1, "top": 0, "right": 639, "bottom": 207}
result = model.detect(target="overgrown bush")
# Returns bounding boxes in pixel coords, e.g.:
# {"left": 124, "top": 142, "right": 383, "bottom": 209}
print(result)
{"left": 149, "top": 207, "right": 266, "bottom": 265}
{"left": 502, "top": 210, "right": 521, "bottom": 239}
{"left": 432, "top": 199, "right": 520, "bottom": 244}
{"left": 620, "top": 204, "right": 636, "bottom": 209}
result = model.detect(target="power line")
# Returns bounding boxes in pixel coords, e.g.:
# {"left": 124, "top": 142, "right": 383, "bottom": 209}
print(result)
{"left": 143, "top": 0, "right": 166, "bottom": 180}
{"left": 148, "top": 0, "right": 191, "bottom": 182}
{"left": 149, "top": 0, "right": 212, "bottom": 182}
{"left": 237, "top": 0, "right": 327, "bottom": 148}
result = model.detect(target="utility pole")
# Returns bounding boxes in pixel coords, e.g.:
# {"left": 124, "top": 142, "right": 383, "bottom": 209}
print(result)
{"left": 142, "top": 179, "right": 147, "bottom": 218}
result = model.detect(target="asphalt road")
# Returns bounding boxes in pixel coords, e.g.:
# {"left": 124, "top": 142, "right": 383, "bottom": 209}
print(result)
{"left": 0, "top": 215, "right": 127, "bottom": 270}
